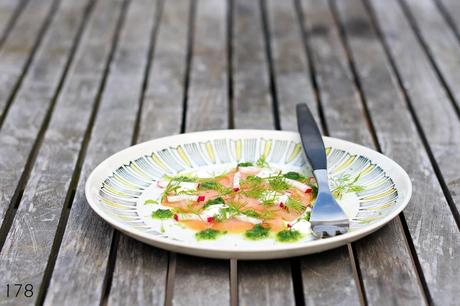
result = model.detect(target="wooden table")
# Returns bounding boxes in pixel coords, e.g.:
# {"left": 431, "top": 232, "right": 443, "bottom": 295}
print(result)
{"left": 0, "top": 0, "right": 459, "bottom": 305}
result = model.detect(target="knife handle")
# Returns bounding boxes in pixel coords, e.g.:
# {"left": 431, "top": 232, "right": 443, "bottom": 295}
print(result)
{"left": 296, "top": 103, "right": 327, "bottom": 171}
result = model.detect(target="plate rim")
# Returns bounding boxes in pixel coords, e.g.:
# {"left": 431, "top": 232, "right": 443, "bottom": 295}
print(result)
{"left": 85, "top": 129, "right": 412, "bottom": 259}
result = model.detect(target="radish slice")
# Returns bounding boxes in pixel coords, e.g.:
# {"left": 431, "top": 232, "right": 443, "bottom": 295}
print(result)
{"left": 233, "top": 172, "right": 241, "bottom": 191}
{"left": 283, "top": 178, "right": 312, "bottom": 193}
{"left": 166, "top": 195, "right": 205, "bottom": 202}
{"left": 277, "top": 194, "right": 289, "bottom": 206}
{"left": 238, "top": 166, "right": 261, "bottom": 175}
{"left": 157, "top": 180, "right": 198, "bottom": 190}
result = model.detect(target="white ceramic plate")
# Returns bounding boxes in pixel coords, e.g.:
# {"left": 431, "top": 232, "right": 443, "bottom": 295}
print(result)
{"left": 85, "top": 130, "right": 412, "bottom": 259}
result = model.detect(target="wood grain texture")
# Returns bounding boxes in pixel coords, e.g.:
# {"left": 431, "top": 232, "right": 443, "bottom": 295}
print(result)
{"left": 45, "top": 1, "right": 163, "bottom": 305}
{"left": 232, "top": 0, "right": 274, "bottom": 129}
{"left": 0, "top": 0, "right": 27, "bottom": 47}
{"left": 138, "top": 0, "right": 189, "bottom": 142}
{"left": 329, "top": 1, "right": 429, "bottom": 305}
{"left": 0, "top": 0, "right": 57, "bottom": 120}
{"left": 351, "top": 0, "right": 460, "bottom": 304}
{"left": 174, "top": 1, "right": 231, "bottom": 305}
{"left": 185, "top": 0, "right": 228, "bottom": 132}
{"left": 233, "top": 1, "right": 295, "bottom": 305}
{"left": 267, "top": 1, "right": 361, "bottom": 305}
{"left": 401, "top": 0, "right": 460, "bottom": 215}
{"left": 0, "top": 0, "right": 124, "bottom": 305}
{"left": 402, "top": 0, "right": 460, "bottom": 108}
{"left": 110, "top": 1, "right": 190, "bottom": 305}
{"left": 265, "top": 0, "right": 319, "bottom": 132}
{"left": 436, "top": 0, "right": 460, "bottom": 38}
{"left": 0, "top": 0, "right": 92, "bottom": 228}
{"left": 370, "top": 0, "right": 460, "bottom": 220}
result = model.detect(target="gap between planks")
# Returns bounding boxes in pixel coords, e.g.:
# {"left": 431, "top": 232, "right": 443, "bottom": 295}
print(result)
{"left": 36, "top": 0, "right": 130, "bottom": 303}
{"left": 329, "top": 0, "right": 431, "bottom": 303}
{"left": 0, "top": 0, "right": 95, "bottom": 253}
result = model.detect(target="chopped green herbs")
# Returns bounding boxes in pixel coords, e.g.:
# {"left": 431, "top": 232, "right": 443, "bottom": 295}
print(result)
{"left": 241, "top": 209, "right": 260, "bottom": 218}
{"left": 276, "top": 229, "right": 302, "bottom": 242}
{"left": 144, "top": 199, "right": 159, "bottom": 205}
{"left": 303, "top": 211, "right": 311, "bottom": 221}
{"left": 199, "top": 181, "right": 219, "bottom": 190}
{"left": 331, "top": 174, "right": 365, "bottom": 199}
{"left": 245, "top": 224, "right": 270, "bottom": 240}
{"left": 268, "top": 176, "right": 289, "bottom": 191}
{"left": 283, "top": 171, "right": 305, "bottom": 181}
{"left": 152, "top": 209, "right": 173, "bottom": 219}
{"left": 204, "top": 197, "right": 225, "bottom": 208}
{"left": 196, "top": 229, "right": 224, "bottom": 240}
{"left": 255, "top": 155, "right": 269, "bottom": 168}
{"left": 238, "top": 162, "right": 254, "bottom": 167}
{"left": 285, "top": 198, "right": 305, "bottom": 213}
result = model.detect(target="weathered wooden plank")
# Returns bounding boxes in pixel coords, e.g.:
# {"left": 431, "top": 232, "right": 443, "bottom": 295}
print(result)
{"left": 266, "top": 0, "right": 361, "bottom": 305}
{"left": 300, "top": 0, "right": 427, "bottom": 305}
{"left": 369, "top": 0, "right": 460, "bottom": 223}
{"left": 0, "top": 0, "right": 58, "bottom": 121}
{"left": 233, "top": 1, "right": 295, "bottom": 305}
{"left": 173, "top": 0, "right": 231, "bottom": 305}
{"left": 0, "top": 0, "right": 125, "bottom": 305}
{"left": 348, "top": 0, "right": 460, "bottom": 304}
{"left": 400, "top": 0, "right": 460, "bottom": 213}
{"left": 232, "top": 0, "right": 274, "bottom": 129}
{"left": 185, "top": 0, "right": 228, "bottom": 132}
{"left": 0, "top": 0, "right": 92, "bottom": 229}
{"left": 265, "top": 0, "right": 319, "bottom": 132}
{"left": 436, "top": 0, "right": 460, "bottom": 36}
{"left": 110, "top": 0, "right": 190, "bottom": 305}
{"left": 44, "top": 1, "right": 163, "bottom": 305}
{"left": 0, "top": 0, "right": 27, "bottom": 47}
{"left": 402, "top": 0, "right": 460, "bottom": 120}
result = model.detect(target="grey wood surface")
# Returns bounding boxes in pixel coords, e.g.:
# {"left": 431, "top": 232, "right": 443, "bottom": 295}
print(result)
{"left": 334, "top": 0, "right": 425, "bottom": 305}
{"left": 0, "top": 0, "right": 124, "bottom": 305}
{"left": 0, "top": 0, "right": 459, "bottom": 305}
{"left": 174, "top": 0, "right": 231, "bottom": 305}
{"left": 111, "top": 0, "right": 189, "bottom": 305}
{"left": 46, "top": 0, "right": 163, "bottom": 305}
{"left": 0, "top": 0, "right": 57, "bottom": 121}
{"left": 400, "top": 0, "right": 460, "bottom": 217}
{"left": 0, "top": 0, "right": 92, "bottom": 229}
{"left": 267, "top": 1, "right": 361, "bottom": 305}
{"left": 232, "top": 1, "right": 295, "bottom": 305}
{"left": 0, "top": 0, "right": 27, "bottom": 48}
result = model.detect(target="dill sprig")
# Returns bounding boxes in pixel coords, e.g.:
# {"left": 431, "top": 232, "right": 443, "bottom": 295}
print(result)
{"left": 256, "top": 155, "right": 269, "bottom": 167}
{"left": 285, "top": 198, "right": 305, "bottom": 213}
{"left": 331, "top": 173, "right": 365, "bottom": 199}
{"left": 268, "top": 176, "right": 289, "bottom": 192}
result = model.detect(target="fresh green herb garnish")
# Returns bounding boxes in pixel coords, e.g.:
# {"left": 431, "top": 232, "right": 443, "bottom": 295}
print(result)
{"left": 256, "top": 155, "right": 269, "bottom": 167}
{"left": 241, "top": 176, "right": 265, "bottom": 198}
{"left": 303, "top": 211, "right": 311, "bottom": 221}
{"left": 165, "top": 175, "right": 197, "bottom": 182}
{"left": 268, "top": 176, "right": 289, "bottom": 191}
{"left": 152, "top": 209, "right": 173, "bottom": 219}
{"left": 276, "top": 229, "right": 302, "bottom": 242}
{"left": 144, "top": 199, "right": 159, "bottom": 205}
{"left": 331, "top": 174, "right": 364, "bottom": 199}
{"left": 199, "top": 181, "right": 219, "bottom": 190}
{"left": 283, "top": 171, "right": 306, "bottom": 181}
{"left": 238, "top": 162, "right": 254, "bottom": 167}
{"left": 242, "top": 209, "right": 260, "bottom": 218}
{"left": 245, "top": 224, "right": 270, "bottom": 240}
{"left": 204, "top": 197, "right": 225, "bottom": 208}
{"left": 285, "top": 198, "right": 305, "bottom": 213}
{"left": 196, "top": 229, "right": 224, "bottom": 240}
